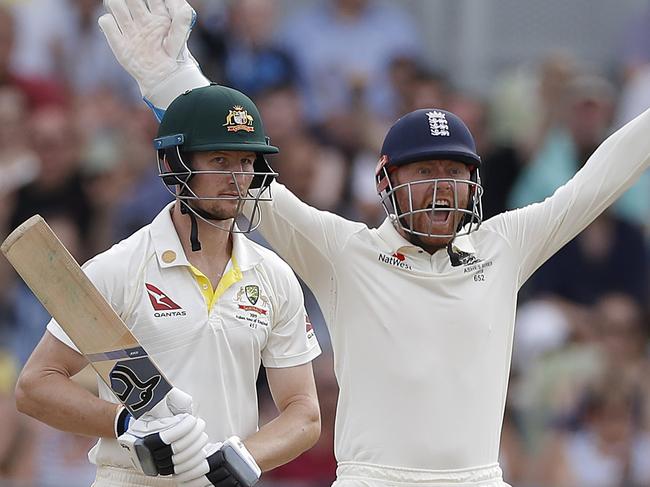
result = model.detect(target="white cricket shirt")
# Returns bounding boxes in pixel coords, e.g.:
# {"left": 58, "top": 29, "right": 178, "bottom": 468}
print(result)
{"left": 249, "top": 107, "right": 650, "bottom": 472}
{"left": 48, "top": 202, "right": 320, "bottom": 469}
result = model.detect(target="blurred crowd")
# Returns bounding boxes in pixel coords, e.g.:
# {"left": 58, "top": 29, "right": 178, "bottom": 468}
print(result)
{"left": 0, "top": 0, "right": 648, "bottom": 486}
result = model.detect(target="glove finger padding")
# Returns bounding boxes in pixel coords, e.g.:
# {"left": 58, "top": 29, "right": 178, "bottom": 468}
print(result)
{"left": 175, "top": 442, "right": 218, "bottom": 482}
{"left": 142, "top": 387, "right": 194, "bottom": 420}
{"left": 147, "top": 0, "right": 169, "bottom": 16}
{"left": 163, "top": 0, "right": 195, "bottom": 59}
{"left": 158, "top": 414, "right": 198, "bottom": 444}
{"left": 125, "top": 0, "right": 152, "bottom": 26}
{"left": 138, "top": 414, "right": 197, "bottom": 475}
{"left": 172, "top": 432, "right": 209, "bottom": 473}
{"left": 105, "top": 0, "right": 136, "bottom": 35}
{"left": 98, "top": 13, "right": 125, "bottom": 54}
{"left": 165, "top": 387, "right": 194, "bottom": 415}
{"left": 172, "top": 418, "right": 207, "bottom": 454}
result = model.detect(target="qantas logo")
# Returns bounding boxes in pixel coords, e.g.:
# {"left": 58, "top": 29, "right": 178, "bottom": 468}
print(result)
{"left": 145, "top": 283, "right": 187, "bottom": 317}
{"left": 146, "top": 283, "right": 181, "bottom": 310}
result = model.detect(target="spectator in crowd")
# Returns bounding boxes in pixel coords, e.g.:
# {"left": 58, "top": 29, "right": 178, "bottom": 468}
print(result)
{"left": 0, "top": 87, "right": 39, "bottom": 199}
{"left": 10, "top": 106, "right": 93, "bottom": 249}
{"left": 535, "top": 373, "right": 650, "bottom": 487}
{"left": 277, "top": 0, "right": 421, "bottom": 127}
{"left": 76, "top": 94, "right": 173, "bottom": 251}
{"left": 593, "top": 294, "right": 650, "bottom": 430}
{"left": 0, "top": 5, "right": 65, "bottom": 109}
{"left": 5, "top": 0, "right": 67, "bottom": 78}
{"left": 525, "top": 211, "right": 648, "bottom": 307}
{"left": 448, "top": 92, "right": 524, "bottom": 219}
{"left": 508, "top": 74, "right": 649, "bottom": 231}
{"left": 255, "top": 83, "right": 346, "bottom": 213}
{"left": 619, "top": 1, "right": 650, "bottom": 81}
{"left": 615, "top": 2, "right": 650, "bottom": 228}
{"left": 53, "top": 0, "right": 139, "bottom": 99}
{"left": 0, "top": 349, "right": 36, "bottom": 484}
{"left": 489, "top": 50, "right": 578, "bottom": 154}
{"left": 515, "top": 291, "right": 649, "bottom": 454}
{"left": 190, "top": 0, "right": 297, "bottom": 98}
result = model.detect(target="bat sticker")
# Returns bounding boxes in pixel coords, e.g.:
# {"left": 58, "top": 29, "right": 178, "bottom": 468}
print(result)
{"left": 109, "top": 358, "right": 172, "bottom": 416}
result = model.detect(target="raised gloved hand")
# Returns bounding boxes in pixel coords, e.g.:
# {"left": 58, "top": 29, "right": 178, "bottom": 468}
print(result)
{"left": 116, "top": 387, "right": 209, "bottom": 476}
{"left": 98, "top": 0, "right": 209, "bottom": 113}
{"left": 175, "top": 437, "right": 261, "bottom": 487}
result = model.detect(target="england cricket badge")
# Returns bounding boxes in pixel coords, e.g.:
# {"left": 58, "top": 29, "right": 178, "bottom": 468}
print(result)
{"left": 223, "top": 105, "right": 255, "bottom": 132}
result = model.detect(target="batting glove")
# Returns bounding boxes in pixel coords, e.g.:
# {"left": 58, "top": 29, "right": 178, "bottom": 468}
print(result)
{"left": 175, "top": 437, "right": 261, "bottom": 487}
{"left": 116, "top": 387, "right": 209, "bottom": 477}
{"left": 98, "top": 0, "right": 209, "bottom": 114}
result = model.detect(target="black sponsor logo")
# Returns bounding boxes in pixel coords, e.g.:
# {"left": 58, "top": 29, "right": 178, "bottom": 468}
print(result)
{"left": 378, "top": 252, "right": 413, "bottom": 270}
{"left": 154, "top": 310, "right": 187, "bottom": 318}
{"left": 110, "top": 362, "right": 161, "bottom": 411}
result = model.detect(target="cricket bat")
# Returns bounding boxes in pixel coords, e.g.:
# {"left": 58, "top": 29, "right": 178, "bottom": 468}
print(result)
{"left": 1, "top": 215, "right": 172, "bottom": 419}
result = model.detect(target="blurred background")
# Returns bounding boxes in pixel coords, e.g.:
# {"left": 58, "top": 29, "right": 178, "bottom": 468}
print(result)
{"left": 0, "top": 0, "right": 649, "bottom": 486}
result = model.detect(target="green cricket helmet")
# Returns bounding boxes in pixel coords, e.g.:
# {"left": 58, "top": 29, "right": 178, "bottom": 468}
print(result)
{"left": 154, "top": 83, "right": 278, "bottom": 190}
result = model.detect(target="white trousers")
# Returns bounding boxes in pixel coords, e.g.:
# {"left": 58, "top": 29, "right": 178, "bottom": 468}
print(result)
{"left": 92, "top": 466, "right": 178, "bottom": 487}
{"left": 332, "top": 462, "right": 511, "bottom": 487}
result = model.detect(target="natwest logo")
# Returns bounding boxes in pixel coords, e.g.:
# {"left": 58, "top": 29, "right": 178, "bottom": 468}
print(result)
{"left": 378, "top": 252, "right": 412, "bottom": 270}
{"left": 145, "top": 283, "right": 187, "bottom": 317}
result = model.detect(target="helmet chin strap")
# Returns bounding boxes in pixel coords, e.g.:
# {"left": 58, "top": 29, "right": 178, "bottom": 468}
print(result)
{"left": 180, "top": 202, "right": 202, "bottom": 252}
{"left": 179, "top": 198, "right": 240, "bottom": 252}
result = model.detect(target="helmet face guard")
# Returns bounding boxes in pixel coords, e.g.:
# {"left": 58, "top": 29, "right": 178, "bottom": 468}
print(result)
{"left": 154, "top": 85, "right": 280, "bottom": 235}
{"left": 376, "top": 108, "right": 484, "bottom": 240}
{"left": 377, "top": 162, "right": 483, "bottom": 239}
{"left": 156, "top": 142, "right": 277, "bottom": 234}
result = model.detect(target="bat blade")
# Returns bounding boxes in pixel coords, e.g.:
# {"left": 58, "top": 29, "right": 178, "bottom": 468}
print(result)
{"left": 1, "top": 215, "right": 171, "bottom": 418}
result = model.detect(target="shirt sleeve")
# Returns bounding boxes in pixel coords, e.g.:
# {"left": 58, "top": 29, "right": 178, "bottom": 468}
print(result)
{"left": 246, "top": 182, "right": 366, "bottom": 292}
{"left": 483, "top": 106, "right": 650, "bottom": 287}
{"left": 261, "top": 265, "right": 321, "bottom": 368}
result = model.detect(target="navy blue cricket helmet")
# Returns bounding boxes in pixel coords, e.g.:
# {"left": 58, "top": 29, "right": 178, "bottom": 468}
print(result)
{"left": 379, "top": 108, "right": 481, "bottom": 170}
{"left": 376, "top": 108, "right": 484, "bottom": 240}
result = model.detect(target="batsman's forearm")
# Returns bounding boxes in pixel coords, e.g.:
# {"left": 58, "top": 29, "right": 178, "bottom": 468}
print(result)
{"left": 243, "top": 397, "right": 320, "bottom": 472}
{"left": 15, "top": 368, "right": 119, "bottom": 438}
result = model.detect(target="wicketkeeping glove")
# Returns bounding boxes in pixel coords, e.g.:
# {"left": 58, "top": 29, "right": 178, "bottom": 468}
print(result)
{"left": 175, "top": 437, "right": 261, "bottom": 487}
{"left": 116, "top": 387, "right": 209, "bottom": 476}
{"left": 98, "top": 0, "right": 209, "bottom": 113}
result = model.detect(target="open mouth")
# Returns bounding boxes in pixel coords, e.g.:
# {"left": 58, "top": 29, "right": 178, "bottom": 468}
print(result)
{"left": 425, "top": 199, "right": 452, "bottom": 223}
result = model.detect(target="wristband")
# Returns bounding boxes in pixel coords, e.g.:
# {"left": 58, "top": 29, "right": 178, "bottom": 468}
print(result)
{"left": 115, "top": 405, "right": 132, "bottom": 437}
